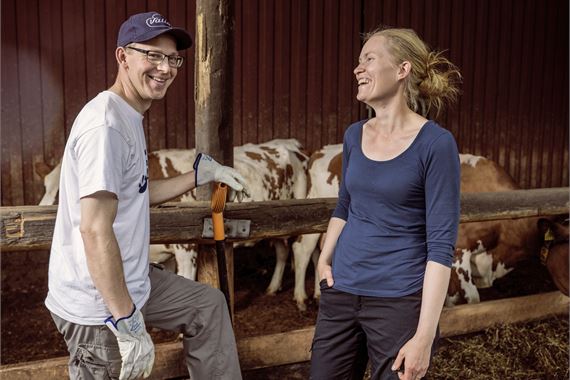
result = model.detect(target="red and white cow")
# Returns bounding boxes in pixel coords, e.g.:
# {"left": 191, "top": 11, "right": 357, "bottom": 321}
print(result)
{"left": 288, "top": 146, "right": 556, "bottom": 310}
{"left": 290, "top": 144, "right": 343, "bottom": 310}
{"left": 37, "top": 139, "right": 309, "bottom": 288}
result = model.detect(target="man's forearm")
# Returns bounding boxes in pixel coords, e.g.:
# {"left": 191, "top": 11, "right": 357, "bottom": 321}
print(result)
{"left": 82, "top": 228, "right": 133, "bottom": 319}
{"left": 149, "top": 171, "right": 196, "bottom": 205}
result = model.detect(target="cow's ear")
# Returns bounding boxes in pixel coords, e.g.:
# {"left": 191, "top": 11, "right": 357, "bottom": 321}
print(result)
{"left": 537, "top": 218, "right": 552, "bottom": 234}
{"left": 35, "top": 162, "right": 54, "bottom": 179}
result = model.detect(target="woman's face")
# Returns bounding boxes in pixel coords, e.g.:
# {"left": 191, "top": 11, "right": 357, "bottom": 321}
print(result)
{"left": 354, "top": 35, "right": 401, "bottom": 105}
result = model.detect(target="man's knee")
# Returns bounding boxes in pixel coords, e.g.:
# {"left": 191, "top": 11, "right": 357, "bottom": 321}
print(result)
{"left": 205, "top": 286, "right": 227, "bottom": 312}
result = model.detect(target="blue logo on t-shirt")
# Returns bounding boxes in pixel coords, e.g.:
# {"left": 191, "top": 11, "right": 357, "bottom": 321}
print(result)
{"left": 139, "top": 149, "right": 149, "bottom": 194}
{"left": 138, "top": 174, "right": 148, "bottom": 193}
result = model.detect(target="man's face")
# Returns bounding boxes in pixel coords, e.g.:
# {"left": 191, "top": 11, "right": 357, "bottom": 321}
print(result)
{"left": 123, "top": 35, "right": 180, "bottom": 101}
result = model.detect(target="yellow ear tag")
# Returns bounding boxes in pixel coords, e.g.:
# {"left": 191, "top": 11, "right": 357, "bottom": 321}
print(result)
{"left": 544, "top": 228, "right": 555, "bottom": 242}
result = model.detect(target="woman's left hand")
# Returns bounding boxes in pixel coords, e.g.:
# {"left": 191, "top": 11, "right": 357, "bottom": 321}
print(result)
{"left": 392, "top": 334, "right": 432, "bottom": 380}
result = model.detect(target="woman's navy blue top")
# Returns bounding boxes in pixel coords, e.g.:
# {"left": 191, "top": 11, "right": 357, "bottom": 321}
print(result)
{"left": 331, "top": 120, "right": 460, "bottom": 297}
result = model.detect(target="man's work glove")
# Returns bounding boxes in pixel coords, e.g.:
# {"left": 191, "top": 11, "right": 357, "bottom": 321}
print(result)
{"left": 105, "top": 306, "right": 154, "bottom": 380}
{"left": 193, "top": 153, "right": 251, "bottom": 202}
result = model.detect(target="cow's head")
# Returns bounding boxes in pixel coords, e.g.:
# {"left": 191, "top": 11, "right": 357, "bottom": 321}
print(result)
{"left": 537, "top": 217, "right": 569, "bottom": 296}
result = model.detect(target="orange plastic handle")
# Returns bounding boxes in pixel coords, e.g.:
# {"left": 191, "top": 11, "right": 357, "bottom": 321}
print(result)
{"left": 211, "top": 182, "right": 228, "bottom": 241}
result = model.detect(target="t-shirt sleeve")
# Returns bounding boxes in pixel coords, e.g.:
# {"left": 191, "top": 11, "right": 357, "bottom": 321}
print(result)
{"left": 332, "top": 129, "right": 352, "bottom": 221}
{"left": 424, "top": 131, "right": 460, "bottom": 267}
{"left": 73, "top": 126, "right": 130, "bottom": 199}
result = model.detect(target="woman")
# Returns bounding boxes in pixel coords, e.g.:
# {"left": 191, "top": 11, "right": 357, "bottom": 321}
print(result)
{"left": 310, "top": 28, "right": 461, "bottom": 380}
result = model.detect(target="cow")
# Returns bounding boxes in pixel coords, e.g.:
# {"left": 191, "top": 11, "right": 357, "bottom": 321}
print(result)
{"left": 37, "top": 139, "right": 309, "bottom": 289}
{"left": 289, "top": 144, "right": 342, "bottom": 310}
{"left": 287, "top": 145, "right": 557, "bottom": 310}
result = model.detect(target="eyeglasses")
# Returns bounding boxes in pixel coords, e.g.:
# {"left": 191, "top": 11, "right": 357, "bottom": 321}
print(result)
{"left": 126, "top": 46, "right": 184, "bottom": 68}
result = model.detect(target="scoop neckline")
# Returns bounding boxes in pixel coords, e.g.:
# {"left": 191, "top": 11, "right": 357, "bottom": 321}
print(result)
{"left": 359, "top": 120, "right": 431, "bottom": 163}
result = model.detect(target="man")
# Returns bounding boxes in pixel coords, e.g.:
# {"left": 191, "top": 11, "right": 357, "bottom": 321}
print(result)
{"left": 45, "top": 12, "right": 247, "bottom": 380}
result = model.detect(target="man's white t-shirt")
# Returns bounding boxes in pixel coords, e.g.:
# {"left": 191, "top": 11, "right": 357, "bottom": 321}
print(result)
{"left": 45, "top": 91, "right": 151, "bottom": 325}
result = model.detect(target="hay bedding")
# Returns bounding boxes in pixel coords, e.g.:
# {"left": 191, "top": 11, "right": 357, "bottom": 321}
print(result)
{"left": 1, "top": 247, "right": 568, "bottom": 379}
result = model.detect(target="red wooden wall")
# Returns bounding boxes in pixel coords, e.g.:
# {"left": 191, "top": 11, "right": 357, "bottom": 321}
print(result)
{"left": 1, "top": 0, "right": 568, "bottom": 206}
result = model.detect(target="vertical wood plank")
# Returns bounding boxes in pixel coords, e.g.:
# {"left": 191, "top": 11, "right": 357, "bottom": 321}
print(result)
{"left": 446, "top": 0, "right": 464, "bottom": 148}
{"left": 16, "top": 0, "right": 45, "bottom": 204}
{"left": 550, "top": 0, "right": 569, "bottom": 187}
{"left": 232, "top": 0, "right": 243, "bottom": 146}
{"left": 513, "top": 0, "right": 536, "bottom": 187}
{"left": 194, "top": 0, "right": 235, "bottom": 317}
{"left": 471, "top": 0, "right": 489, "bottom": 157}
{"left": 258, "top": 0, "right": 275, "bottom": 143}
{"left": 1, "top": 0, "right": 23, "bottom": 206}
{"left": 289, "top": 0, "right": 308, "bottom": 148}
{"left": 185, "top": 0, "right": 197, "bottom": 149}
{"left": 273, "top": 0, "right": 291, "bottom": 139}
{"left": 322, "top": 0, "right": 339, "bottom": 146}
{"left": 337, "top": 0, "right": 357, "bottom": 141}
{"left": 306, "top": 0, "right": 324, "bottom": 152}
{"left": 383, "top": 0, "right": 398, "bottom": 27}
{"left": 38, "top": 0, "right": 65, "bottom": 173}
{"left": 397, "top": 0, "right": 411, "bottom": 27}
{"left": 166, "top": 0, "right": 189, "bottom": 149}
{"left": 61, "top": 0, "right": 87, "bottom": 141}
{"left": 84, "top": 0, "right": 107, "bottom": 101}
{"left": 494, "top": 0, "right": 513, "bottom": 170}
{"left": 505, "top": 1, "right": 525, "bottom": 183}
{"left": 528, "top": 0, "right": 548, "bottom": 188}
{"left": 105, "top": 0, "right": 126, "bottom": 89}
{"left": 241, "top": 0, "right": 258, "bottom": 144}
{"left": 410, "top": 0, "right": 424, "bottom": 34}
{"left": 351, "top": 0, "right": 365, "bottom": 125}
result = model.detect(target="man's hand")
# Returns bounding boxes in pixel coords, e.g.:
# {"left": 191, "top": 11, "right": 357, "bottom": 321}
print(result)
{"left": 193, "top": 153, "right": 251, "bottom": 201}
{"left": 105, "top": 306, "right": 154, "bottom": 380}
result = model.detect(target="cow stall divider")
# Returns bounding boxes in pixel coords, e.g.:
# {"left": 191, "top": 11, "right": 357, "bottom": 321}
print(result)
{"left": 1, "top": 187, "right": 569, "bottom": 379}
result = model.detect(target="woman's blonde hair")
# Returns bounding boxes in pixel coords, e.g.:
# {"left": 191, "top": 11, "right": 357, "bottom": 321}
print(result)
{"left": 364, "top": 27, "right": 461, "bottom": 118}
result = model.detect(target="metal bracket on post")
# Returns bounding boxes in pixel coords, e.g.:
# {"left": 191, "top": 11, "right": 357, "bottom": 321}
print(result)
{"left": 202, "top": 218, "right": 251, "bottom": 239}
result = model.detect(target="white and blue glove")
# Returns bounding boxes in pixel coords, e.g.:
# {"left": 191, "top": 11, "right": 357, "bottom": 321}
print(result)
{"left": 193, "top": 153, "right": 250, "bottom": 202}
{"left": 105, "top": 306, "right": 154, "bottom": 380}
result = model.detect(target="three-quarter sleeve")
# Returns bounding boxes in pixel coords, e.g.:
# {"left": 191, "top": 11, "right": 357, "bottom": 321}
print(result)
{"left": 424, "top": 131, "right": 460, "bottom": 267}
{"left": 331, "top": 133, "right": 351, "bottom": 221}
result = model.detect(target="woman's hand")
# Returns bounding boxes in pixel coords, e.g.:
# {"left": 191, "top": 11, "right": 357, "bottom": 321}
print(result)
{"left": 392, "top": 334, "right": 432, "bottom": 380}
{"left": 317, "top": 261, "right": 334, "bottom": 287}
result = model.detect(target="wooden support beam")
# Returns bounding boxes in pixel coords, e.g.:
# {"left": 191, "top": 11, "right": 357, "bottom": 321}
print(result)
{"left": 1, "top": 291, "right": 567, "bottom": 378}
{"left": 1, "top": 188, "right": 569, "bottom": 252}
{"left": 194, "top": 0, "right": 235, "bottom": 314}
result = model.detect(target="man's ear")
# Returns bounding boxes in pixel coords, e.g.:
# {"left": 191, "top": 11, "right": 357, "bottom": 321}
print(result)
{"left": 116, "top": 47, "right": 128, "bottom": 68}
{"left": 397, "top": 61, "right": 411, "bottom": 80}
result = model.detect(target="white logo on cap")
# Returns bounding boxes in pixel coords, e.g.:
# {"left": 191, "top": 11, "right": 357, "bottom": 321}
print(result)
{"left": 146, "top": 14, "right": 171, "bottom": 28}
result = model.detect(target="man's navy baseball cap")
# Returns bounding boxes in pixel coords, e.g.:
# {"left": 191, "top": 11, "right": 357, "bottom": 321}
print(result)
{"left": 117, "top": 12, "right": 192, "bottom": 51}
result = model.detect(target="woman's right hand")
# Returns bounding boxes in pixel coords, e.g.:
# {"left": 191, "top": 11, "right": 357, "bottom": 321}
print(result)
{"left": 318, "top": 261, "right": 334, "bottom": 287}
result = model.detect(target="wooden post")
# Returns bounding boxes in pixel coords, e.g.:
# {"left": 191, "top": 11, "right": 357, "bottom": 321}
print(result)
{"left": 194, "top": 0, "right": 235, "bottom": 316}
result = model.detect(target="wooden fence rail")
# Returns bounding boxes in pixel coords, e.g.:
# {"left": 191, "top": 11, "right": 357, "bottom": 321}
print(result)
{"left": 0, "top": 187, "right": 568, "bottom": 378}
{"left": 1, "top": 291, "right": 567, "bottom": 379}
{"left": 2, "top": 187, "right": 569, "bottom": 251}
